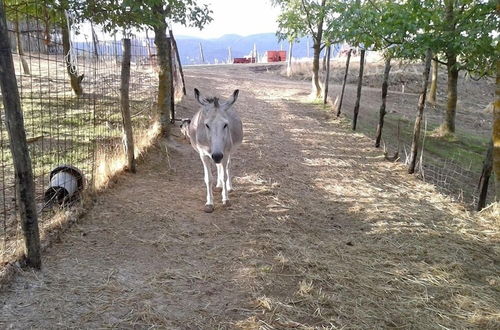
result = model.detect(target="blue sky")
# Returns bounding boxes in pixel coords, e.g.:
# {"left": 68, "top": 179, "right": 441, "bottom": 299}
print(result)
{"left": 171, "top": 0, "right": 281, "bottom": 38}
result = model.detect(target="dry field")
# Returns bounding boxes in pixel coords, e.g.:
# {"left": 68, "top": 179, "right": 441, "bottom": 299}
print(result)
{"left": 0, "top": 63, "right": 499, "bottom": 329}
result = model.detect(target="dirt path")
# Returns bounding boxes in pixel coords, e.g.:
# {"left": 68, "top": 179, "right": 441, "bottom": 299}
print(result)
{"left": 1, "top": 65, "right": 498, "bottom": 329}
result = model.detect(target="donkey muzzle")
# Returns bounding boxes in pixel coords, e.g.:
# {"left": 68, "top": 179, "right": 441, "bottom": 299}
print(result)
{"left": 212, "top": 152, "right": 223, "bottom": 163}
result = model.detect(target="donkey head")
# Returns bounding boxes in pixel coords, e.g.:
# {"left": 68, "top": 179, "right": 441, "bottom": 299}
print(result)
{"left": 194, "top": 88, "right": 239, "bottom": 163}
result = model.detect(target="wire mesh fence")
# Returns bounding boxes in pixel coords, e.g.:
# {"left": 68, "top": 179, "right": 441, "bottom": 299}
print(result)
{"left": 324, "top": 55, "right": 495, "bottom": 210}
{"left": 0, "top": 3, "right": 159, "bottom": 264}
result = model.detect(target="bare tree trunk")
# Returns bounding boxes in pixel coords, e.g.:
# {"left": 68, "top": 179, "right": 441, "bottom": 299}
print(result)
{"left": 323, "top": 45, "right": 331, "bottom": 105}
{"left": 120, "top": 38, "right": 136, "bottom": 173}
{"left": 199, "top": 42, "right": 205, "bottom": 64}
{"left": 427, "top": 58, "right": 438, "bottom": 104}
{"left": 375, "top": 56, "right": 391, "bottom": 148}
{"left": 352, "top": 49, "right": 365, "bottom": 130}
{"left": 477, "top": 140, "right": 493, "bottom": 210}
{"left": 61, "top": 13, "right": 83, "bottom": 96}
{"left": 153, "top": 21, "right": 173, "bottom": 136}
{"left": 494, "top": 52, "right": 500, "bottom": 201}
{"left": 169, "top": 29, "right": 185, "bottom": 96}
{"left": 14, "top": 15, "right": 30, "bottom": 75}
{"left": 0, "top": 4, "right": 41, "bottom": 269}
{"left": 408, "top": 49, "right": 432, "bottom": 174}
{"left": 286, "top": 41, "right": 293, "bottom": 77}
{"left": 336, "top": 49, "right": 351, "bottom": 117}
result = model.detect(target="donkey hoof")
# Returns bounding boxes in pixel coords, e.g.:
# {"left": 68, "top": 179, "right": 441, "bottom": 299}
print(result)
{"left": 222, "top": 200, "right": 231, "bottom": 207}
{"left": 204, "top": 204, "right": 214, "bottom": 213}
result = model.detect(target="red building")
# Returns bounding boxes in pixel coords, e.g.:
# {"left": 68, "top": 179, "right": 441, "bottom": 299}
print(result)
{"left": 266, "top": 51, "right": 287, "bottom": 62}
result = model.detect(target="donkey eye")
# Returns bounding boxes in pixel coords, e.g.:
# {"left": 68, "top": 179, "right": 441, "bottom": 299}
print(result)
{"left": 224, "top": 123, "right": 228, "bottom": 129}
{"left": 205, "top": 124, "right": 210, "bottom": 129}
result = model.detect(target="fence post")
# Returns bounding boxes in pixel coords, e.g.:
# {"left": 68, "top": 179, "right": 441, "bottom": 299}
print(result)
{"left": 0, "top": 2, "right": 41, "bottom": 269}
{"left": 352, "top": 48, "right": 366, "bottom": 130}
{"left": 120, "top": 38, "right": 136, "bottom": 173}
{"left": 477, "top": 140, "right": 493, "bottom": 210}
{"left": 337, "top": 49, "right": 351, "bottom": 117}
{"left": 408, "top": 48, "right": 432, "bottom": 174}
{"left": 323, "top": 45, "right": 331, "bottom": 105}
{"left": 169, "top": 29, "right": 186, "bottom": 96}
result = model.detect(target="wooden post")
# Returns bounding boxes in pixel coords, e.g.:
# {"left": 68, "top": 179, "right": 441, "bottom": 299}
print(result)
{"left": 120, "top": 38, "right": 136, "bottom": 173}
{"left": 0, "top": 3, "right": 41, "bottom": 269}
{"left": 408, "top": 48, "right": 432, "bottom": 174}
{"left": 493, "top": 46, "right": 500, "bottom": 201}
{"left": 169, "top": 29, "right": 186, "bottom": 96}
{"left": 352, "top": 49, "right": 365, "bottom": 130}
{"left": 199, "top": 42, "right": 205, "bottom": 64}
{"left": 336, "top": 49, "right": 351, "bottom": 117}
{"left": 477, "top": 140, "right": 493, "bottom": 210}
{"left": 323, "top": 45, "right": 331, "bottom": 105}
{"left": 90, "top": 22, "right": 99, "bottom": 59}
{"left": 228, "top": 46, "right": 232, "bottom": 64}
{"left": 375, "top": 56, "right": 392, "bottom": 147}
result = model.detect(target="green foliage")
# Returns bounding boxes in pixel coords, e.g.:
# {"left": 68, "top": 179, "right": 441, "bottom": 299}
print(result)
{"left": 71, "top": 0, "right": 212, "bottom": 33}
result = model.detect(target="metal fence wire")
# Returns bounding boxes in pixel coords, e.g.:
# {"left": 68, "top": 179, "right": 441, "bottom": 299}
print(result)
{"left": 1, "top": 3, "right": 159, "bottom": 263}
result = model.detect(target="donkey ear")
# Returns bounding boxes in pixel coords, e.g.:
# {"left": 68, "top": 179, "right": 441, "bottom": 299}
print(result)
{"left": 223, "top": 89, "right": 239, "bottom": 109}
{"left": 194, "top": 88, "right": 204, "bottom": 105}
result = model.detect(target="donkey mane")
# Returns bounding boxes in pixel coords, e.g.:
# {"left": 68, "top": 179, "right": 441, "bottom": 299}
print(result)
{"left": 203, "top": 97, "right": 220, "bottom": 107}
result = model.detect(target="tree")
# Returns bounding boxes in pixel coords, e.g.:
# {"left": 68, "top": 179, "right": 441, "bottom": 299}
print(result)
{"left": 418, "top": 0, "right": 497, "bottom": 135}
{"left": 73, "top": 0, "right": 212, "bottom": 136}
{"left": 274, "top": 0, "right": 339, "bottom": 98}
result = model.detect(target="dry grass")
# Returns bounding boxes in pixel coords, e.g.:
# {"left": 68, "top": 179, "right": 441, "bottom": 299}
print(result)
{"left": 0, "top": 64, "right": 498, "bottom": 329}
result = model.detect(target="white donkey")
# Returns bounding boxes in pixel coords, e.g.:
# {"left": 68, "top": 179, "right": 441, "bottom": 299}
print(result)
{"left": 188, "top": 88, "right": 243, "bottom": 213}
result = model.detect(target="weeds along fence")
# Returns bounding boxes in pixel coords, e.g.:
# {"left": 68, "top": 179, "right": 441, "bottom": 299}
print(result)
{"left": 0, "top": 4, "right": 160, "bottom": 264}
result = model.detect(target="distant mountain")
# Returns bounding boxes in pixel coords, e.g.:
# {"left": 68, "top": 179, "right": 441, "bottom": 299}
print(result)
{"left": 174, "top": 33, "right": 336, "bottom": 65}
{"left": 70, "top": 33, "right": 339, "bottom": 66}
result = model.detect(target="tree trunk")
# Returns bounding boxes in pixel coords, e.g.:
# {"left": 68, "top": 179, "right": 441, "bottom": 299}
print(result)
{"left": 440, "top": 0, "right": 457, "bottom": 135}
{"left": 14, "top": 15, "right": 30, "bottom": 75}
{"left": 323, "top": 45, "right": 331, "bottom": 105}
{"left": 286, "top": 41, "right": 293, "bottom": 77}
{"left": 336, "top": 49, "right": 351, "bottom": 117}
{"left": 120, "top": 38, "right": 136, "bottom": 173}
{"left": 440, "top": 54, "right": 458, "bottom": 134}
{"left": 311, "top": 42, "right": 322, "bottom": 98}
{"left": 0, "top": 4, "right": 41, "bottom": 269}
{"left": 169, "top": 29, "right": 186, "bottom": 96}
{"left": 375, "top": 56, "right": 392, "bottom": 148}
{"left": 427, "top": 58, "right": 438, "bottom": 104}
{"left": 408, "top": 49, "right": 432, "bottom": 174}
{"left": 60, "top": 13, "right": 83, "bottom": 96}
{"left": 352, "top": 49, "right": 366, "bottom": 130}
{"left": 153, "top": 22, "right": 173, "bottom": 137}
{"left": 494, "top": 52, "right": 500, "bottom": 201}
{"left": 90, "top": 22, "right": 99, "bottom": 59}
{"left": 477, "top": 140, "right": 493, "bottom": 210}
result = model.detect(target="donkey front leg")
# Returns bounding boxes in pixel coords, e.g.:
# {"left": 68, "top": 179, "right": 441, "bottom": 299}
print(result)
{"left": 215, "top": 162, "right": 224, "bottom": 191}
{"left": 218, "top": 157, "right": 230, "bottom": 206}
{"left": 200, "top": 155, "right": 214, "bottom": 213}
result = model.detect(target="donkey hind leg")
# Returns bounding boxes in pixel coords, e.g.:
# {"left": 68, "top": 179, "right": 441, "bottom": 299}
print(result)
{"left": 200, "top": 154, "right": 214, "bottom": 213}
{"left": 226, "top": 155, "right": 233, "bottom": 192}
